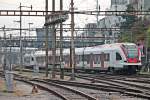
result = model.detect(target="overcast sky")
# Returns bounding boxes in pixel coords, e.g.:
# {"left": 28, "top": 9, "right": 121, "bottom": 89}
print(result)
{"left": 0, "top": 0, "right": 110, "bottom": 36}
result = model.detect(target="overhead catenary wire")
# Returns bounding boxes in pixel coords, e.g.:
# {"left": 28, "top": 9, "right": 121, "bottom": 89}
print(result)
{"left": 0, "top": 10, "right": 150, "bottom": 16}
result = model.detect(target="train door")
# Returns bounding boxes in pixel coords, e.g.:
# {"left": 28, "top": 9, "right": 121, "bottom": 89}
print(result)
{"left": 100, "top": 52, "right": 105, "bottom": 68}
{"left": 30, "top": 56, "right": 34, "bottom": 69}
{"left": 110, "top": 50, "right": 115, "bottom": 68}
{"left": 115, "top": 52, "right": 123, "bottom": 68}
{"left": 90, "top": 53, "right": 93, "bottom": 68}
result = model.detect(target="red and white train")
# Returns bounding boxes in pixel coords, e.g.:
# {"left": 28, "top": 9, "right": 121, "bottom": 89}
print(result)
{"left": 24, "top": 43, "right": 142, "bottom": 74}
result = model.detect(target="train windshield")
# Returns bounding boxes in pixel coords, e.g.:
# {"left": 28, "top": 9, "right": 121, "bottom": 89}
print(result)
{"left": 123, "top": 45, "right": 138, "bottom": 58}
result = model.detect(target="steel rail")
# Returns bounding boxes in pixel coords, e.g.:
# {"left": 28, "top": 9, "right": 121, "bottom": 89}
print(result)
{"left": 12, "top": 71, "right": 150, "bottom": 99}
{"left": 75, "top": 74, "right": 150, "bottom": 99}
{"left": 13, "top": 73, "right": 97, "bottom": 100}
{"left": 15, "top": 78, "right": 69, "bottom": 100}
{"left": 31, "top": 79, "right": 97, "bottom": 100}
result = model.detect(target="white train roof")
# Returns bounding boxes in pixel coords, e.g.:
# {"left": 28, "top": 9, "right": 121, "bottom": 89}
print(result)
{"left": 27, "top": 43, "right": 136, "bottom": 56}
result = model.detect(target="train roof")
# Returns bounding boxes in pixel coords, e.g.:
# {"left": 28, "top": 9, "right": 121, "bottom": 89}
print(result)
{"left": 30, "top": 43, "right": 137, "bottom": 56}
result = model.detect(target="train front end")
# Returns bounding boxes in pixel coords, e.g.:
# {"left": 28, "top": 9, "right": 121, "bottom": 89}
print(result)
{"left": 122, "top": 43, "right": 142, "bottom": 74}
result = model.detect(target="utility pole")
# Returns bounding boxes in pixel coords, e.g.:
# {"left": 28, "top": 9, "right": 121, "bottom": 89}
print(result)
{"left": 44, "top": 0, "right": 67, "bottom": 77}
{"left": 115, "top": 0, "right": 117, "bottom": 12}
{"left": 60, "top": 0, "right": 64, "bottom": 79}
{"left": 2, "top": 26, "right": 14, "bottom": 92}
{"left": 146, "top": 31, "right": 149, "bottom": 71}
{"left": 19, "top": 3, "right": 23, "bottom": 73}
{"left": 19, "top": 3, "right": 32, "bottom": 73}
{"left": 28, "top": 22, "right": 33, "bottom": 39}
{"left": 70, "top": 0, "right": 75, "bottom": 80}
{"left": 2, "top": 25, "right": 6, "bottom": 73}
{"left": 131, "top": 31, "right": 133, "bottom": 42}
{"left": 9, "top": 34, "right": 12, "bottom": 71}
{"left": 45, "top": 0, "right": 49, "bottom": 77}
{"left": 52, "top": 0, "right": 56, "bottom": 79}
{"left": 96, "top": 0, "right": 99, "bottom": 25}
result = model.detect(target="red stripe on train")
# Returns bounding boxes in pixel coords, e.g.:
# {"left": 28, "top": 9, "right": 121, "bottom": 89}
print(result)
{"left": 127, "top": 58, "right": 139, "bottom": 63}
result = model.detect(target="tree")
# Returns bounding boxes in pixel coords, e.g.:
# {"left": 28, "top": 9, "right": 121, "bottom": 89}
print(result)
{"left": 119, "top": 4, "right": 138, "bottom": 42}
{"left": 131, "top": 17, "right": 150, "bottom": 42}
{"left": 120, "top": 4, "right": 138, "bottom": 29}
{"left": 146, "top": 27, "right": 150, "bottom": 48}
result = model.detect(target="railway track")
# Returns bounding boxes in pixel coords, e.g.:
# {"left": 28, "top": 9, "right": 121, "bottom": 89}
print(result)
{"left": 80, "top": 73, "right": 150, "bottom": 90}
{"left": 14, "top": 73, "right": 147, "bottom": 99}
{"left": 14, "top": 74, "right": 97, "bottom": 100}
{"left": 45, "top": 78, "right": 150, "bottom": 99}
{"left": 74, "top": 73, "right": 150, "bottom": 85}
{"left": 2, "top": 70, "right": 150, "bottom": 99}
{"left": 12, "top": 72, "right": 147, "bottom": 99}
{"left": 75, "top": 74, "right": 150, "bottom": 99}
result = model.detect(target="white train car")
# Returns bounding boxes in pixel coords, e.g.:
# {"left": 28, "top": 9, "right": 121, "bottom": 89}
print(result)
{"left": 24, "top": 52, "right": 36, "bottom": 68}
{"left": 24, "top": 43, "right": 142, "bottom": 74}
{"left": 62, "top": 43, "right": 142, "bottom": 74}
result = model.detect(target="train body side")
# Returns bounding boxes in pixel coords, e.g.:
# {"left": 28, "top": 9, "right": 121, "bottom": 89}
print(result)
{"left": 23, "top": 43, "right": 142, "bottom": 74}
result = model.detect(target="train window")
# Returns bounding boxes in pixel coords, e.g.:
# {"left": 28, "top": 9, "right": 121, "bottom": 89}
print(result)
{"left": 49, "top": 56, "right": 52, "bottom": 64}
{"left": 67, "top": 55, "right": 70, "bottom": 63}
{"left": 90, "top": 53, "right": 94, "bottom": 64}
{"left": 82, "top": 54, "right": 85, "bottom": 61}
{"left": 65, "top": 56, "right": 68, "bottom": 63}
{"left": 63, "top": 56, "right": 66, "bottom": 64}
{"left": 105, "top": 54, "right": 110, "bottom": 61}
{"left": 85, "top": 55, "right": 90, "bottom": 64}
{"left": 97, "top": 55, "right": 100, "bottom": 64}
{"left": 24, "top": 57, "right": 30, "bottom": 63}
{"left": 55, "top": 56, "right": 59, "bottom": 63}
{"left": 88, "top": 55, "right": 90, "bottom": 64}
{"left": 94, "top": 55, "right": 99, "bottom": 64}
{"left": 79, "top": 55, "right": 81, "bottom": 61}
{"left": 116, "top": 52, "right": 122, "bottom": 60}
{"left": 80, "top": 55, "right": 82, "bottom": 61}
{"left": 75, "top": 55, "right": 79, "bottom": 64}
{"left": 84, "top": 55, "right": 89, "bottom": 64}
{"left": 63, "top": 56, "right": 66, "bottom": 61}
{"left": 78, "top": 55, "right": 80, "bottom": 64}
{"left": 31, "top": 57, "right": 34, "bottom": 61}
{"left": 93, "top": 54, "right": 97, "bottom": 64}
{"left": 86, "top": 55, "right": 89, "bottom": 62}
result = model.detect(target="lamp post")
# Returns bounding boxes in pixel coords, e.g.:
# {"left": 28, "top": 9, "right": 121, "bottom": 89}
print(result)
{"left": 28, "top": 22, "right": 33, "bottom": 39}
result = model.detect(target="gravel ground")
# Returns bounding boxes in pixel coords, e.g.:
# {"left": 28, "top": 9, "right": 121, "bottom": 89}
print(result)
{"left": 0, "top": 78, "right": 61, "bottom": 100}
